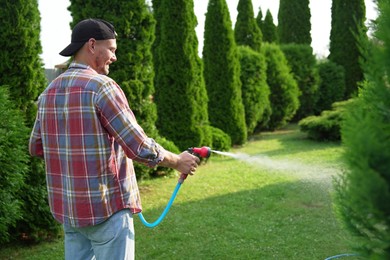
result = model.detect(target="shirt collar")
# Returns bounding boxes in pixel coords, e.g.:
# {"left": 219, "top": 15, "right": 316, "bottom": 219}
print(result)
{"left": 69, "top": 62, "right": 92, "bottom": 70}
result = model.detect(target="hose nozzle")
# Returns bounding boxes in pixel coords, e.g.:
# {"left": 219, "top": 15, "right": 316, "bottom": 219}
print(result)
{"left": 187, "top": 146, "right": 211, "bottom": 158}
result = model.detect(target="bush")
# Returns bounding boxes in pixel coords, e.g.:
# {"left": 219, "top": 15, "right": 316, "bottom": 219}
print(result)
{"left": 299, "top": 100, "right": 352, "bottom": 141}
{"left": 281, "top": 44, "right": 320, "bottom": 120}
{"left": 262, "top": 43, "right": 300, "bottom": 130}
{"left": 315, "top": 60, "right": 345, "bottom": 114}
{"left": 237, "top": 46, "right": 270, "bottom": 135}
{"left": 0, "top": 87, "right": 29, "bottom": 243}
{"left": 209, "top": 126, "right": 231, "bottom": 152}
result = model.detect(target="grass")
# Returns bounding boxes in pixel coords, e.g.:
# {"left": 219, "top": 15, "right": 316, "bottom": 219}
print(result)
{"left": 0, "top": 125, "right": 362, "bottom": 259}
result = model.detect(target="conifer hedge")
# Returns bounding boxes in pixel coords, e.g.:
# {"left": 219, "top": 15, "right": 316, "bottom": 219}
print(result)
{"left": 203, "top": 0, "right": 247, "bottom": 145}
{"left": 237, "top": 46, "right": 270, "bottom": 135}
{"left": 262, "top": 43, "right": 300, "bottom": 130}
{"left": 152, "top": 0, "right": 211, "bottom": 151}
{"left": 281, "top": 44, "right": 319, "bottom": 120}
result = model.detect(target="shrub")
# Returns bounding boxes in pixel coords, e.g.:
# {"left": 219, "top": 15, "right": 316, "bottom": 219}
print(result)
{"left": 315, "top": 60, "right": 345, "bottom": 114}
{"left": 262, "top": 43, "right": 300, "bottom": 130}
{"left": 237, "top": 46, "right": 270, "bottom": 135}
{"left": 0, "top": 87, "right": 29, "bottom": 243}
{"left": 281, "top": 44, "right": 320, "bottom": 120}
{"left": 299, "top": 100, "right": 352, "bottom": 141}
{"left": 209, "top": 126, "right": 231, "bottom": 152}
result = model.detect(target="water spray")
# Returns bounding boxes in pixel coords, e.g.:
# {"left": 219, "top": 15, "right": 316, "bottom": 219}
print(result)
{"left": 138, "top": 146, "right": 211, "bottom": 228}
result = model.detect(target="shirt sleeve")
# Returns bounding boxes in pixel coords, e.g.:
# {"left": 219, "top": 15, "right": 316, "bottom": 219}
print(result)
{"left": 29, "top": 113, "right": 44, "bottom": 158}
{"left": 95, "top": 80, "right": 165, "bottom": 167}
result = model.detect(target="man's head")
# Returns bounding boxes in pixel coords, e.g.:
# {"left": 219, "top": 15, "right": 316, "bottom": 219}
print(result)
{"left": 60, "top": 18, "right": 118, "bottom": 75}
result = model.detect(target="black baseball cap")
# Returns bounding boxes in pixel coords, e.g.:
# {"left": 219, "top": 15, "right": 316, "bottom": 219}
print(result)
{"left": 59, "top": 18, "right": 117, "bottom": 57}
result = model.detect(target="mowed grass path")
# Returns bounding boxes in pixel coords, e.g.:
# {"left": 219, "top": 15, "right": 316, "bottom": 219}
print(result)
{"left": 0, "top": 124, "right": 360, "bottom": 259}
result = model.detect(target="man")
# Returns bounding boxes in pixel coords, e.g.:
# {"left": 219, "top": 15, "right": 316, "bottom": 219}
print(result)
{"left": 29, "top": 18, "right": 200, "bottom": 260}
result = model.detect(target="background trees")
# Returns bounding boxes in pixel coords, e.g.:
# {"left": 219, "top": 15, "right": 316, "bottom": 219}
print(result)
{"left": 152, "top": 0, "right": 211, "bottom": 150}
{"left": 0, "top": 0, "right": 60, "bottom": 242}
{"left": 234, "top": 0, "right": 262, "bottom": 52}
{"left": 203, "top": 0, "right": 247, "bottom": 145}
{"left": 263, "top": 43, "right": 300, "bottom": 130}
{"left": 328, "top": 0, "right": 367, "bottom": 99}
{"left": 68, "top": 0, "right": 180, "bottom": 178}
{"left": 278, "top": 0, "right": 311, "bottom": 45}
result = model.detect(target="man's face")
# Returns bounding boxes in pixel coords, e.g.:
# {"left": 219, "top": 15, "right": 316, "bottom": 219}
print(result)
{"left": 93, "top": 39, "right": 117, "bottom": 75}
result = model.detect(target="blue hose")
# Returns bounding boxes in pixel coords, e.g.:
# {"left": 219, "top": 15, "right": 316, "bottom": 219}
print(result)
{"left": 138, "top": 182, "right": 182, "bottom": 228}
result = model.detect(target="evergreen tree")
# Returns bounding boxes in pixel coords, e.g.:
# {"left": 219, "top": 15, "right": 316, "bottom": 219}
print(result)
{"left": 334, "top": 1, "right": 390, "bottom": 257}
{"left": 234, "top": 0, "right": 262, "bottom": 52}
{"left": 203, "top": 0, "right": 247, "bottom": 145}
{"left": 278, "top": 0, "right": 311, "bottom": 45}
{"left": 0, "top": 0, "right": 60, "bottom": 242}
{"left": 68, "top": 0, "right": 180, "bottom": 178}
{"left": 0, "top": 87, "right": 29, "bottom": 243}
{"left": 152, "top": 0, "right": 211, "bottom": 150}
{"left": 263, "top": 43, "right": 300, "bottom": 130}
{"left": 237, "top": 46, "right": 270, "bottom": 135}
{"left": 0, "top": 0, "right": 46, "bottom": 124}
{"left": 328, "top": 0, "right": 368, "bottom": 98}
{"left": 281, "top": 44, "right": 320, "bottom": 120}
{"left": 255, "top": 7, "right": 263, "bottom": 32}
{"left": 262, "top": 10, "right": 278, "bottom": 43}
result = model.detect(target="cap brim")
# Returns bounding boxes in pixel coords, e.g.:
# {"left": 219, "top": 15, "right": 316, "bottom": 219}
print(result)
{"left": 59, "top": 42, "right": 85, "bottom": 57}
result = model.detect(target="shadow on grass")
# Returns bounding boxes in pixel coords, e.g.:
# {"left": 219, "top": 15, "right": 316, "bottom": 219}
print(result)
{"left": 135, "top": 180, "right": 357, "bottom": 260}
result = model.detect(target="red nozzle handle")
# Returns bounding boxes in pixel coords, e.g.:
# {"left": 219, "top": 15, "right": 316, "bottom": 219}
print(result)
{"left": 189, "top": 146, "right": 211, "bottom": 158}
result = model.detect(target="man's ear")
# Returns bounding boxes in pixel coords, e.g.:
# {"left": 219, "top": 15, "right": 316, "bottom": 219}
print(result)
{"left": 88, "top": 38, "right": 96, "bottom": 53}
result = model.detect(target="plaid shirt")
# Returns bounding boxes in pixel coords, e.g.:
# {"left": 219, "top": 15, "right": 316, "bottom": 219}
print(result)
{"left": 29, "top": 62, "right": 165, "bottom": 227}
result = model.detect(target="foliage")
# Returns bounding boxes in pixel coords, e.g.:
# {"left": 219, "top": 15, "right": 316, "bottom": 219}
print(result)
{"left": 0, "top": 88, "right": 29, "bottom": 244}
{"left": 328, "top": 0, "right": 367, "bottom": 98}
{"left": 237, "top": 46, "right": 270, "bottom": 135}
{"left": 208, "top": 126, "right": 231, "bottom": 152}
{"left": 278, "top": 0, "right": 311, "bottom": 45}
{"left": 255, "top": 7, "right": 263, "bottom": 32}
{"left": 68, "top": 0, "right": 177, "bottom": 178}
{"left": 0, "top": 0, "right": 46, "bottom": 125}
{"left": 0, "top": 0, "right": 60, "bottom": 243}
{"left": 203, "top": 0, "right": 247, "bottom": 145}
{"left": 315, "top": 60, "right": 345, "bottom": 114}
{"left": 334, "top": 1, "right": 390, "bottom": 257}
{"left": 234, "top": 0, "right": 262, "bottom": 52}
{"left": 299, "top": 100, "right": 351, "bottom": 141}
{"left": 261, "top": 10, "right": 278, "bottom": 43}
{"left": 281, "top": 44, "right": 320, "bottom": 120}
{"left": 152, "top": 0, "right": 211, "bottom": 151}
{"left": 262, "top": 43, "right": 300, "bottom": 130}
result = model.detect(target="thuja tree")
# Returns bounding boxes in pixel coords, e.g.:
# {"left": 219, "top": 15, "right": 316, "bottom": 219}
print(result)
{"left": 0, "top": 0, "right": 60, "bottom": 242}
{"left": 262, "top": 43, "right": 300, "bottom": 130}
{"left": 334, "top": 0, "right": 390, "bottom": 258}
{"left": 203, "top": 0, "right": 247, "bottom": 145}
{"left": 281, "top": 44, "right": 320, "bottom": 120}
{"left": 328, "top": 0, "right": 367, "bottom": 99}
{"left": 0, "top": 88, "right": 29, "bottom": 243}
{"left": 237, "top": 46, "right": 270, "bottom": 135}
{"left": 152, "top": 0, "right": 211, "bottom": 150}
{"left": 68, "top": 0, "right": 179, "bottom": 178}
{"left": 278, "top": 0, "right": 311, "bottom": 45}
{"left": 315, "top": 60, "right": 345, "bottom": 114}
{"left": 234, "top": 0, "right": 262, "bottom": 52}
{"left": 255, "top": 7, "right": 263, "bottom": 32}
{"left": 262, "top": 10, "right": 278, "bottom": 44}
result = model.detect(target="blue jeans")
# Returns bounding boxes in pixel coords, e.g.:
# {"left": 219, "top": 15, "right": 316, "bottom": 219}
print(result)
{"left": 63, "top": 209, "right": 135, "bottom": 260}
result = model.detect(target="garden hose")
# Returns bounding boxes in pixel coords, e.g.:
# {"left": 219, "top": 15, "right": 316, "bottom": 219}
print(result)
{"left": 138, "top": 147, "right": 211, "bottom": 228}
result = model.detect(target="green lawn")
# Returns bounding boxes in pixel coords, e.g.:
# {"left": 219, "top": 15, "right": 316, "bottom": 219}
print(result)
{"left": 0, "top": 125, "right": 362, "bottom": 259}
